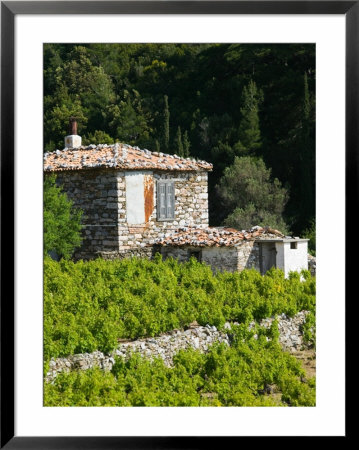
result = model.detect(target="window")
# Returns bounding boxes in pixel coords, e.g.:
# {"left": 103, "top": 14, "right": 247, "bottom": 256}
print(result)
{"left": 290, "top": 242, "right": 298, "bottom": 249}
{"left": 188, "top": 249, "right": 202, "bottom": 262}
{"left": 157, "top": 180, "right": 175, "bottom": 220}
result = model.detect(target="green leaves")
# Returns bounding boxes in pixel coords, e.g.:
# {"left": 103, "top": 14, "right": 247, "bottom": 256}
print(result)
{"left": 44, "top": 256, "right": 315, "bottom": 361}
{"left": 44, "top": 257, "right": 316, "bottom": 406}
{"left": 217, "top": 156, "right": 289, "bottom": 232}
{"left": 44, "top": 330, "right": 315, "bottom": 407}
{"left": 43, "top": 175, "right": 83, "bottom": 259}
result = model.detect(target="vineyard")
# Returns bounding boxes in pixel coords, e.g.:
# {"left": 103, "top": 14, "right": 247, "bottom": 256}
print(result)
{"left": 44, "top": 255, "right": 316, "bottom": 406}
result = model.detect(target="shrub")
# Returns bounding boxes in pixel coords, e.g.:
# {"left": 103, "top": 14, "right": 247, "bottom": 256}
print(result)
{"left": 44, "top": 327, "right": 315, "bottom": 407}
{"left": 43, "top": 174, "right": 83, "bottom": 259}
{"left": 44, "top": 256, "right": 315, "bottom": 360}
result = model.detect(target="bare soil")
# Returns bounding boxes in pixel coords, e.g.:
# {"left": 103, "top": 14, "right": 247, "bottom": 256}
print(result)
{"left": 292, "top": 348, "right": 316, "bottom": 379}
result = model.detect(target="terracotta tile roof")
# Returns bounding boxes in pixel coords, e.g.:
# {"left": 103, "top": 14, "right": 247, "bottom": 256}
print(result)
{"left": 43, "top": 143, "right": 213, "bottom": 173}
{"left": 155, "top": 226, "right": 286, "bottom": 247}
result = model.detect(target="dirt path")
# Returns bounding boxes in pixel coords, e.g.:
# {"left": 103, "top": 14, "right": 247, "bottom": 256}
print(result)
{"left": 292, "top": 348, "right": 316, "bottom": 379}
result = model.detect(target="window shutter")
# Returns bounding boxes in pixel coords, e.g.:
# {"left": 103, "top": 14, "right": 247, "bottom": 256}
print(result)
{"left": 157, "top": 180, "right": 175, "bottom": 220}
{"left": 166, "top": 182, "right": 175, "bottom": 219}
{"left": 157, "top": 182, "right": 167, "bottom": 219}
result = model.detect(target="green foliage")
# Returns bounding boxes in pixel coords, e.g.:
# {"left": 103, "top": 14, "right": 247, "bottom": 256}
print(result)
{"left": 43, "top": 175, "right": 83, "bottom": 259}
{"left": 44, "top": 256, "right": 315, "bottom": 361}
{"left": 303, "top": 219, "right": 316, "bottom": 256}
{"left": 182, "top": 130, "right": 191, "bottom": 157}
{"left": 107, "top": 89, "right": 153, "bottom": 147}
{"left": 235, "top": 80, "right": 263, "bottom": 156}
{"left": 163, "top": 95, "right": 170, "bottom": 152}
{"left": 216, "top": 156, "right": 289, "bottom": 232}
{"left": 44, "top": 328, "right": 315, "bottom": 407}
{"left": 174, "top": 126, "right": 183, "bottom": 156}
{"left": 83, "top": 130, "right": 114, "bottom": 146}
{"left": 301, "top": 310, "right": 316, "bottom": 347}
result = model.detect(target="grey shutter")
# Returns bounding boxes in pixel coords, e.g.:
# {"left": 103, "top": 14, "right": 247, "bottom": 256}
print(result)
{"left": 157, "top": 182, "right": 167, "bottom": 220}
{"left": 166, "top": 182, "right": 175, "bottom": 219}
{"left": 157, "top": 180, "right": 175, "bottom": 220}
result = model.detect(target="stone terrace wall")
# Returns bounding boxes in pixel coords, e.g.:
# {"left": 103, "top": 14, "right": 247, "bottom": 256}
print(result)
{"left": 45, "top": 311, "right": 311, "bottom": 383}
{"left": 308, "top": 254, "right": 316, "bottom": 276}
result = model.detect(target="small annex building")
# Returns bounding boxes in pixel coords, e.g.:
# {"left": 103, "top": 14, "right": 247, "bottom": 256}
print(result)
{"left": 44, "top": 124, "right": 309, "bottom": 276}
{"left": 155, "top": 226, "right": 309, "bottom": 277}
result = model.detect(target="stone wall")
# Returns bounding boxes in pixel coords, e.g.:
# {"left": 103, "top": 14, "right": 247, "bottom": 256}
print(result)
{"left": 249, "top": 311, "right": 310, "bottom": 351}
{"left": 116, "top": 171, "right": 209, "bottom": 255}
{"left": 55, "top": 169, "right": 120, "bottom": 259}
{"left": 308, "top": 254, "right": 316, "bottom": 276}
{"left": 160, "top": 242, "right": 261, "bottom": 274}
{"left": 45, "top": 311, "right": 311, "bottom": 383}
{"left": 238, "top": 242, "right": 261, "bottom": 272}
{"left": 202, "top": 247, "right": 239, "bottom": 273}
{"left": 53, "top": 169, "right": 209, "bottom": 260}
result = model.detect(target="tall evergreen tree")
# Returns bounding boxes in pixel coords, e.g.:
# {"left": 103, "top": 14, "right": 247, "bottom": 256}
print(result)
{"left": 297, "top": 72, "right": 315, "bottom": 231}
{"left": 234, "top": 80, "right": 263, "bottom": 156}
{"left": 163, "top": 95, "right": 170, "bottom": 152}
{"left": 175, "top": 126, "right": 184, "bottom": 156}
{"left": 183, "top": 130, "right": 191, "bottom": 157}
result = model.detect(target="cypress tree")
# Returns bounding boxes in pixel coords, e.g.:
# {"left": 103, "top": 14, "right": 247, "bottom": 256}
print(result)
{"left": 183, "top": 130, "right": 190, "bottom": 157}
{"left": 175, "top": 126, "right": 184, "bottom": 156}
{"left": 297, "top": 72, "right": 315, "bottom": 231}
{"left": 163, "top": 95, "right": 170, "bottom": 152}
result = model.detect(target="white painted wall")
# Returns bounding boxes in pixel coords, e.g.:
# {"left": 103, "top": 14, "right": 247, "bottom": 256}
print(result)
{"left": 282, "top": 241, "right": 308, "bottom": 277}
{"left": 125, "top": 172, "right": 145, "bottom": 224}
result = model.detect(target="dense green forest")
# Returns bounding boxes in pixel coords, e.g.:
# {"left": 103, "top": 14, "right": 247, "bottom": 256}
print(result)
{"left": 44, "top": 43, "right": 315, "bottom": 236}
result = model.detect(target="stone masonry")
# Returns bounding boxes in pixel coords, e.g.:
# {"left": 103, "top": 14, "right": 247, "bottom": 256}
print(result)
{"left": 159, "top": 242, "right": 261, "bottom": 273}
{"left": 45, "top": 311, "right": 311, "bottom": 383}
{"left": 55, "top": 169, "right": 209, "bottom": 260}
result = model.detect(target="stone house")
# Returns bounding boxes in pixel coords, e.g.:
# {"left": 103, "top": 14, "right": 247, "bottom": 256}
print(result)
{"left": 44, "top": 129, "right": 212, "bottom": 261}
{"left": 43, "top": 126, "right": 309, "bottom": 275}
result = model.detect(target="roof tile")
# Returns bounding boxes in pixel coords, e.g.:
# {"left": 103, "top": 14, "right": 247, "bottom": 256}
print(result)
{"left": 43, "top": 143, "right": 213, "bottom": 173}
{"left": 155, "top": 226, "right": 285, "bottom": 247}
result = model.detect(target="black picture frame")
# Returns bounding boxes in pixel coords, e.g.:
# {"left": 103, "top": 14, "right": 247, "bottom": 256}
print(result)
{"left": 1, "top": 1, "right": 353, "bottom": 447}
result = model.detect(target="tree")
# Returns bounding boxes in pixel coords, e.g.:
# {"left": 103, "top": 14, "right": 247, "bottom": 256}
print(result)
{"left": 234, "top": 80, "right": 263, "bottom": 156}
{"left": 107, "top": 89, "right": 153, "bottom": 147}
{"left": 44, "top": 175, "right": 83, "bottom": 259}
{"left": 175, "top": 126, "right": 183, "bottom": 156}
{"left": 83, "top": 130, "right": 114, "bottom": 145}
{"left": 182, "top": 130, "right": 191, "bottom": 157}
{"left": 163, "top": 95, "right": 170, "bottom": 152}
{"left": 277, "top": 71, "right": 315, "bottom": 233}
{"left": 43, "top": 45, "right": 115, "bottom": 150}
{"left": 216, "top": 156, "right": 289, "bottom": 232}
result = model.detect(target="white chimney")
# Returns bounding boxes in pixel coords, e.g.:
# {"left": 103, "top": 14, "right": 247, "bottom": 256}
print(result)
{"left": 65, "top": 117, "right": 82, "bottom": 148}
